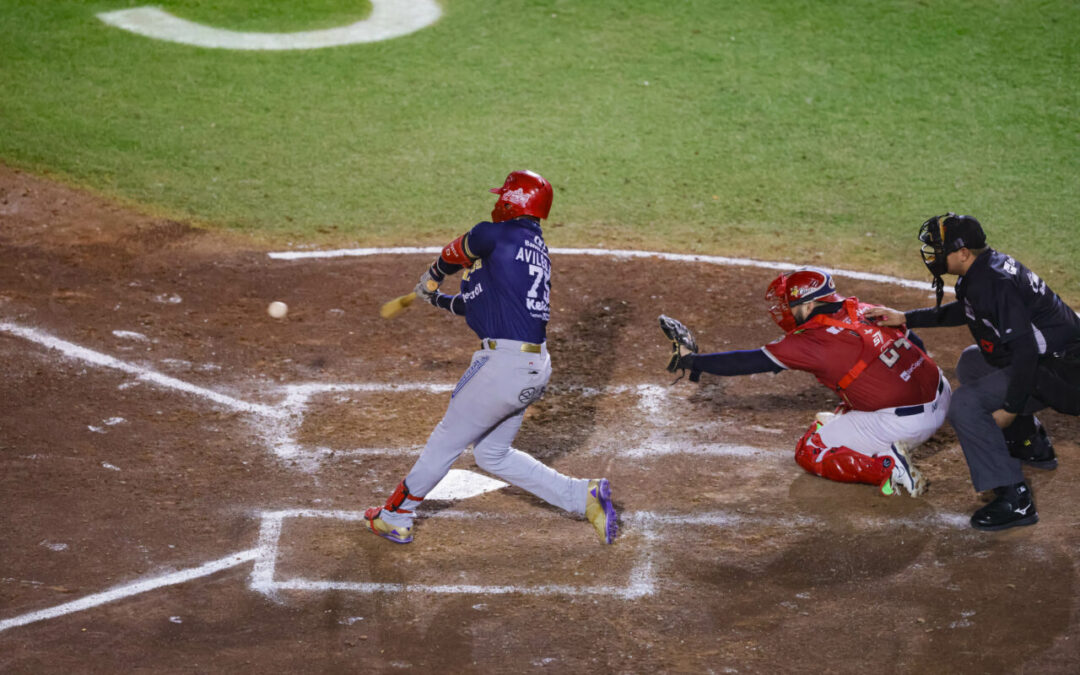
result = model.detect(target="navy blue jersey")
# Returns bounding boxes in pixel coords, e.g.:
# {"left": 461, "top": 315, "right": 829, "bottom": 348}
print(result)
{"left": 956, "top": 250, "right": 1080, "bottom": 366}
{"left": 456, "top": 218, "right": 551, "bottom": 343}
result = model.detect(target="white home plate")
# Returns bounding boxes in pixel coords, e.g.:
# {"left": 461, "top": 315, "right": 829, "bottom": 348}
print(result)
{"left": 425, "top": 470, "right": 507, "bottom": 501}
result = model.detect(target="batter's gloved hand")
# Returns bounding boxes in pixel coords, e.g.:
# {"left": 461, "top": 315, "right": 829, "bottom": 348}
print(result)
{"left": 659, "top": 314, "right": 700, "bottom": 382}
{"left": 415, "top": 266, "right": 442, "bottom": 305}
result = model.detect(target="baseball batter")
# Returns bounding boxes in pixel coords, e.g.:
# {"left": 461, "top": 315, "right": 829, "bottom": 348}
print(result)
{"left": 364, "top": 170, "right": 617, "bottom": 545}
{"left": 661, "top": 268, "right": 951, "bottom": 496}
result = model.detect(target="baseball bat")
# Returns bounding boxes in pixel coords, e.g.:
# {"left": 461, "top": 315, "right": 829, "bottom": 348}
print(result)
{"left": 380, "top": 292, "right": 417, "bottom": 319}
{"left": 379, "top": 280, "right": 438, "bottom": 319}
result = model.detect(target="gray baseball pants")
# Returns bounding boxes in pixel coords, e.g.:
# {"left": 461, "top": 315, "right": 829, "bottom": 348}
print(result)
{"left": 947, "top": 345, "right": 1046, "bottom": 492}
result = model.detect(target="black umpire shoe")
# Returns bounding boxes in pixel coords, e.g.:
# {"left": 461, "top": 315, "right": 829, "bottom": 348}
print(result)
{"left": 971, "top": 482, "right": 1039, "bottom": 531}
{"left": 1007, "top": 423, "right": 1058, "bottom": 470}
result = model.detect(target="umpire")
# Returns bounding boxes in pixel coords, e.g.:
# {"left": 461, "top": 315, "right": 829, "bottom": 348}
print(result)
{"left": 874, "top": 213, "right": 1080, "bottom": 531}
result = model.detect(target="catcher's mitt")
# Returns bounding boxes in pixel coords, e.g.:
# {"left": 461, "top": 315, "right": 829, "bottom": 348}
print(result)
{"left": 659, "top": 314, "right": 700, "bottom": 382}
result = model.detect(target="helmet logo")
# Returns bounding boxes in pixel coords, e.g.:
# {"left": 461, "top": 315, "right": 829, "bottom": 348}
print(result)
{"left": 501, "top": 188, "right": 531, "bottom": 207}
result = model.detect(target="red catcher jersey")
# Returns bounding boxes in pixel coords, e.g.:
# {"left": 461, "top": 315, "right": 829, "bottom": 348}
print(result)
{"left": 762, "top": 299, "right": 941, "bottom": 411}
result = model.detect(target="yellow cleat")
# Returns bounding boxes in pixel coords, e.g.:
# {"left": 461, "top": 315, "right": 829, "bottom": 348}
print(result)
{"left": 364, "top": 507, "right": 413, "bottom": 544}
{"left": 586, "top": 479, "right": 618, "bottom": 544}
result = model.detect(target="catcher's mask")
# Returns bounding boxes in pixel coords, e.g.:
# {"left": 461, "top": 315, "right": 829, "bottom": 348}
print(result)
{"left": 489, "top": 170, "right": 553, "bottom": 223}
{"left": 765, "top": 268, "right": 844, "bottom": 332}
{"left": 918, "top": 213, "right": 986, "bottom": 310}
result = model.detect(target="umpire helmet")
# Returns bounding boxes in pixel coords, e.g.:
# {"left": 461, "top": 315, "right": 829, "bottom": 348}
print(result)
{"left": 765, "top": 268, "right": 844, "bottom": 332}
{"left": 918, "top": 213, "right": 986, "bottom": 277}
{"left": 918, "top": 213, "right": 986, "bottom": 312}
{"left": 490, "top": 170, "right": 553, "bottom": 222}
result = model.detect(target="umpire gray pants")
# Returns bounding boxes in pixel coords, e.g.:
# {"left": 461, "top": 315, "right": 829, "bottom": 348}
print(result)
{"left": 947, "top": 345, "right": 1045, "bottom": 492}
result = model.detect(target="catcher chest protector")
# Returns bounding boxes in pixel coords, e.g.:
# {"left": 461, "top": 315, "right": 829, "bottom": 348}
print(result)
{"left": 490, "top": 170, "right": 553, "bottom": 222}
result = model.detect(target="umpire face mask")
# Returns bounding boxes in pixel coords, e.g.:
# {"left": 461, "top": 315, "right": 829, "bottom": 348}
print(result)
{"left": 918, "top": 215, "right": 949, "bottom": 279}
{"left": 918, "top": 214, "right": 952, "bottom": 313}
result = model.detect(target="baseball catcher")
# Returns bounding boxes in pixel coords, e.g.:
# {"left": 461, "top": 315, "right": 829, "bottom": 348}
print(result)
{"left": 364, "top": 170, "right": 617, "bottom": 545}
{"left": 660, "top": 268, "right": 951, "bottom": 497}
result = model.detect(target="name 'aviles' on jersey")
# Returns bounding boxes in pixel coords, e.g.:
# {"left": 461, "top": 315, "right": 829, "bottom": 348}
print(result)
{"left": 459, "top": 218, "right": 551, "bottom": 344}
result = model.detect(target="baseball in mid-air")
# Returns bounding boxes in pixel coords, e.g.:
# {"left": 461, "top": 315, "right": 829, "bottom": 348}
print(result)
{"left": 267, "top": 301, "right": 288, "bottom": 319}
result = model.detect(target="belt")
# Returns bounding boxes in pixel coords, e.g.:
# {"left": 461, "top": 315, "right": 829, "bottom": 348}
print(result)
{"left": 895, "top": 377, "right": 946, "bottom": 417}
{"left": 480, "top": 339, "right": 542, "bottom": 354}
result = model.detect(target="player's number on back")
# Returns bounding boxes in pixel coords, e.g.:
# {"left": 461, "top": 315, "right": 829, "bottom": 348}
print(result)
{"left": 527, "top": 265, "right": 545, "bottom": 298}
{"left": 525, "top": 264, "right": 550, "bottom": 313}
{"left": 879, "top": 336, "right": 912, "bottom": 368}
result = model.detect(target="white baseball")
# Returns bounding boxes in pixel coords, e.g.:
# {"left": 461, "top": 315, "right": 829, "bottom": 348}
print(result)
{"left": 267, "top": 301, "right": 288, "bottom": 319}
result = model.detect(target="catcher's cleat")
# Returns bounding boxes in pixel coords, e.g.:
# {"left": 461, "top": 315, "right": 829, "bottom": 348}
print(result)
{"left": 364, "top": 507, "right": 413, "bottom": 544}
{"left": 879, "top": 442, "right": 925, "bottom": 497}
{"left": 586, "top": 479, "right": 618, "bottom": 544}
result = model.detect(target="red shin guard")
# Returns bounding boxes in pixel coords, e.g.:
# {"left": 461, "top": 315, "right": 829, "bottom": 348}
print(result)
{"left": 794, "top": 424, "right": 892, "bottom": 486}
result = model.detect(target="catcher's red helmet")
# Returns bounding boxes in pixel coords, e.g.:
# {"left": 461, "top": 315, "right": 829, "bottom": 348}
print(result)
{"left": 489, "top": 170, "right": 553, "bottom": 222}
{"left": 765, "top": 267, "right": 844, "bottom": 332}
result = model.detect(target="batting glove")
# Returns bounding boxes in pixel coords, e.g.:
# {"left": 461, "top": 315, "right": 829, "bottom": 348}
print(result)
{"left": 415, "top": 267, "right": 441, "bottom": 304}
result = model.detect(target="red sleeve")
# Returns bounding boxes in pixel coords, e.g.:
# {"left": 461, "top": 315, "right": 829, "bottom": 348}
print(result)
{"left": 761, "top": 331, "right": 828, "bottom": 372}
{"left": 440, "top": 233, "right": 475, "bottom": 268}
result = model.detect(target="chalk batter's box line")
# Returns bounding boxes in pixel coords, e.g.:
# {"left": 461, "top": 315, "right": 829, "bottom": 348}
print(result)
{"left": 264, "top": 381, "right": 772, "bottom": 462}
{"left": 0, "top": 321, "right": 704, "bottom": 461}
{"left": 0, "top": 508, "right": 970, "bottom": 635}
{"left": 246, "top": 508, "right": 970, "bottom": 600}
{"left": 250, "top": 509, "right": 657, "bottom": 600}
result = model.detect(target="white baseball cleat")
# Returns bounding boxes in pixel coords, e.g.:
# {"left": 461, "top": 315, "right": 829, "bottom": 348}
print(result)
{"left": 881, "top": 442, "right": 925, "bottom": 497}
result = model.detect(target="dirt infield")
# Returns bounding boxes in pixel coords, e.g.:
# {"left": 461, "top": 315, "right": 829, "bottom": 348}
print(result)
{"left": 2, "top": 166, "right": 1078, "bottom": 673}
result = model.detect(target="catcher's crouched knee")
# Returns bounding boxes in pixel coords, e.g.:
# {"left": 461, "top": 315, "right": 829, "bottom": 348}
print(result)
{"left": 794, "top": 423, "right": 890, "bottom": 485}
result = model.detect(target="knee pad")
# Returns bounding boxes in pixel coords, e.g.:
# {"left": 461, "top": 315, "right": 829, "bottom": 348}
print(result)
{"left": 383, "top": 480, "right": 424, "bottom": 514}
{"left": 795, "top": 423, "right": 892, "bottom": 486}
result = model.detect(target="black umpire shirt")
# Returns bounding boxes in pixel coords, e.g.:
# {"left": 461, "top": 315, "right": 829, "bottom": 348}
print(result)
{"left": 904, "top": 249, "right": 1080, "bottom": 413}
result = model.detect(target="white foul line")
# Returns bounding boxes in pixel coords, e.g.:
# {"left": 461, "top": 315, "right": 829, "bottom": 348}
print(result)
{"left": 0, "top": 549, "right": 258, "bottom": 634}
{"left": 266, "top": 245, "right": 951, "bottom": 294}
{"left": 0, "top": 322, "right": 278, "bottom": 416}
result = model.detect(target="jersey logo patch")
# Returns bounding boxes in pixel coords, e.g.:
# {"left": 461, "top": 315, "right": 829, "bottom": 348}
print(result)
{"left": 501, "top": 188, "right": 531, "bottom": 207}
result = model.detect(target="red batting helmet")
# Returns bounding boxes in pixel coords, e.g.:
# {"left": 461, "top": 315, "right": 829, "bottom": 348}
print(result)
{"left": 765, "top": 267, "right": 844, "bottom": 332}
{"left": 489, "top": 170, "right": 553, "bottom": 222}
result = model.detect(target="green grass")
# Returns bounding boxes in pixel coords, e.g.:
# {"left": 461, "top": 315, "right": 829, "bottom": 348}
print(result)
{"left": 1, "top": 0, "right": 1078, "bottom": 298}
